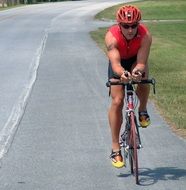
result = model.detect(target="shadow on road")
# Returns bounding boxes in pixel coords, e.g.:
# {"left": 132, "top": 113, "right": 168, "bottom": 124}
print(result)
{"left": 118, "top": 167, "right": 186, "bottom": 186}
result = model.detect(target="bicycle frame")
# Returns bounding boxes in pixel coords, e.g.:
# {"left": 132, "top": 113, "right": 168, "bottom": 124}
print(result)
{"left": 106, "top": 78, "right": 156, "bottom": 185}
{"left": 124, "top": 83, "right": 140, "bottom": 184}
{"left": 125, "top": 84, "right": 142, "bottom": 148}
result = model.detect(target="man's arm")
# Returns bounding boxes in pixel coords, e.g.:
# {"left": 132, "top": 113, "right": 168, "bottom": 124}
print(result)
{"left": 105, "top": 31, "right": 125, "bottom": 77}
{"left": 135, "top": 32, "right": 152, "bottom": 72}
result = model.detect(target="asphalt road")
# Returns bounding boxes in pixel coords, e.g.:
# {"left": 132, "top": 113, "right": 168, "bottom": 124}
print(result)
{"left": 0, "top": 1, "right": 186, "bottom": 189}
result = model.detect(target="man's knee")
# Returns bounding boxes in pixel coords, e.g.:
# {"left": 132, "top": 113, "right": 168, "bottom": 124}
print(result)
{"left": 112, "top": 97, "right": 124, "bottom": 108}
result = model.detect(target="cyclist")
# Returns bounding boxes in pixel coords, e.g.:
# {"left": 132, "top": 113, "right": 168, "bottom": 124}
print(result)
{"left": 105, "top": 5, "right": 152, "bottom": 168}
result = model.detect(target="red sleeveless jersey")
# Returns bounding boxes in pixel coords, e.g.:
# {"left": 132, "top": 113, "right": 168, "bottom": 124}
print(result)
{"left": 109, "top": 24, "right": 148, "bottom": 59}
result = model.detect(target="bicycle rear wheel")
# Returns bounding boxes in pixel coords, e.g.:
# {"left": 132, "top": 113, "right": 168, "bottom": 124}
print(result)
{"left": 129, "top": 112, "right": 139, "bottom": 184}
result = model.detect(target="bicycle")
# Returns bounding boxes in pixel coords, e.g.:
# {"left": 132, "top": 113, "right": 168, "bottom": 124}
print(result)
{"left": 106, "top": 78, "right": 156, "bottom": 184}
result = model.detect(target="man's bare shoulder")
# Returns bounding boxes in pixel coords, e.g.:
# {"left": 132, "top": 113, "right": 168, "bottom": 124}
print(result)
{"left": 141, "top": 31, "right": 152, "bottom": 47}
{"left": 144, "top": 30, "right": 152, "bottom": 42}
{"left": 105, "top": 31, "right": 118, "bottom": 51}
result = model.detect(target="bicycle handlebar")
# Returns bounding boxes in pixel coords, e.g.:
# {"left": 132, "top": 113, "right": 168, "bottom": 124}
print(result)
{"left": 106, "top": 78, "right": 156, "bottom": 94}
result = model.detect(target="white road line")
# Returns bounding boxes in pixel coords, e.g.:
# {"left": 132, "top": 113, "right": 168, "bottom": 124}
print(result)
{"left": 0, "top": 30, "right": 48, "bottom": 160}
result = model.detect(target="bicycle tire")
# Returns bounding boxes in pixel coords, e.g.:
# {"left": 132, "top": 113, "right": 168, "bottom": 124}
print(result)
{"left": 129, "top": 148, "right": 134, "bottom": 174}
{"left": 129, "top": 112, "right": 139, "bottom": 184}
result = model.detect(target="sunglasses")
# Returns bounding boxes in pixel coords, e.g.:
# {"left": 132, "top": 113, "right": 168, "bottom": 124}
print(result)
{"left": 120, "top": 23, "right": 138, "bottom": 29}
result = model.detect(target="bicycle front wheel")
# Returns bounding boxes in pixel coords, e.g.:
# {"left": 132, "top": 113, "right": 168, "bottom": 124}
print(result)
{"left": 129, "top": 112, "right": 139, "bottom": 184}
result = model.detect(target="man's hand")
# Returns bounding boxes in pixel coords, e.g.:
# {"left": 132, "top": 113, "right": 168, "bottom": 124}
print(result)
{"left": 132, "top": 69, "right": 143, "bottom": 82}
{"left": 120, "top": 71, "right": 131, "bottom": 83}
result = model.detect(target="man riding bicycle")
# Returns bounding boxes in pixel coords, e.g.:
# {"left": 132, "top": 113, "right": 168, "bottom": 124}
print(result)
{"left": 105, "top": 5, "right": 152, "bottom": 168}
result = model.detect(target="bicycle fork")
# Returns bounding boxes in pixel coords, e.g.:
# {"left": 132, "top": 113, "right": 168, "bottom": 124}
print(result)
{"left": 120, "top": 111, "right": 142, "bottom": 166}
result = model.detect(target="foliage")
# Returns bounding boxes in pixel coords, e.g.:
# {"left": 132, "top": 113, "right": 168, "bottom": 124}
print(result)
{"left": 0, "top": 0, "right": 74, "bottom": 7}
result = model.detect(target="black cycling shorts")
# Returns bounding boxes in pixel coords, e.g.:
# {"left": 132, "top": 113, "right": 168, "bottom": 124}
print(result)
{"left": 108, "top": 55, "right": 137, "bottom": 79}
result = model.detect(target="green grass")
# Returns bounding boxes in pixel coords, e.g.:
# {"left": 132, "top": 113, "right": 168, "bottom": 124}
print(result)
{"left": 91, "top": 0, "right": 186, "bottom": 131}
{"left": 95, "top": 0, "right": 186, "bottom": 20}
{"left": 148, "top": 22, "right": 186, "bottom": 129}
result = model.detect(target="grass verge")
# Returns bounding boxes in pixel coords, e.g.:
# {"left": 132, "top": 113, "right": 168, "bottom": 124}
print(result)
{"left": 90, "top": 0, "right": 186, "bottom": 137}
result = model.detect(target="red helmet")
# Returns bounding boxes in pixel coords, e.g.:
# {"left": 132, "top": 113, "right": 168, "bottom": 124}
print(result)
{"left": 116, "top": 5, "right": 141, "bottom": 24}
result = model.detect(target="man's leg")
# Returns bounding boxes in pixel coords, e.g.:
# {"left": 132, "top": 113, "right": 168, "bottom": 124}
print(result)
{"left": 136, "top": 84, "right": 150, "bottom": 112}
{"left": 134, "top": 64, "right": 151, "bottom": 127}
{"left": 108, "top": 84, "right": 125, "bottom": 168}
{"left": 108, "top": 85, "right": 124, "bottom": 151}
